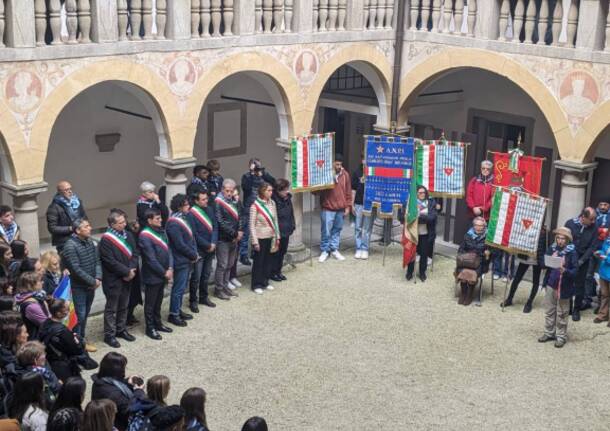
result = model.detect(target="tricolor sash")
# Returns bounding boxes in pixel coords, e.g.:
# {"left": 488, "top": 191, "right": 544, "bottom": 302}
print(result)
{"left": 140, "top": 227, "right": 169, "bottom": 251}
{"left": 102, "top": 231, "right": 133, "bottom": 258}
{"left": 215, "top": 197, "right": 239, "bottom": 221}
{"left": 168, "top": 216, "right": 193, "bottom": 237}
{"left": 190, "top": 206, "right": 213, "bottom": 233}
{"left": 253, "top": 198, "right": 280, "bottom": 239}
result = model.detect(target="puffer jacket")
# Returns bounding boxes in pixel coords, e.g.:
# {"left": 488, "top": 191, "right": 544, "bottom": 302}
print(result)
{"left": 61, "top": 234, "right": 101, "bottom": 289}
{"left": 596, "top": 238, "right": 610, "bottom": 282}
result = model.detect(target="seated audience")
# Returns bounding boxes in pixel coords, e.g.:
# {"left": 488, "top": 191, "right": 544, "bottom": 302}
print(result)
{"left": 46, "top": 407, "right": 82, "bottom": 431}
{"left": 455, "top": 217, "right": 490, "bottom": 306}
{"left": 83, "top": 399, "right": 117, "bottom": 431}
{"left": 181, "top": 387, "right": 209, "bottom": 431}
{"left": 7, "top": 371, "right": 48, "bottom": 431}
{"left": 15, "top": 272, "right": 50, "bottom": 340}
{"left": 242, "top": 416, "right": 269, "bottom": 431}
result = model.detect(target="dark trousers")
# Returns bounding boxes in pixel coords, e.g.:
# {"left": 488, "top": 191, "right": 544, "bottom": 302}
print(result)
{"left": 72, "top": 286, "right": 95, "bottom": 339}
{"left": 189, "top": 252, "right": 214, "bottom": 304}
{"left": 251, "top": 238, "right": 272, "bottom": 289}
{"left": 271, "top": 236, "right": 290, "bottom": 276}
{"left": 584, "top": 258, "right": 598, "bottom": 305}
{"left": 103, "top": 282, "right": 131, "bottom": 338}
{"left": 506, "top": 263, "right": 541, "bottom": 303}
{"left": 407, "top": 234, "right": 429, "bottom": 277}
{"left": 144, "top": 282, "right": 165, "bottom": 330}
{"left": 127, "top": 270, "right": 143, "bottom": 318}
{"left": 574, "top": 262, "right": 589, "bottom": 310}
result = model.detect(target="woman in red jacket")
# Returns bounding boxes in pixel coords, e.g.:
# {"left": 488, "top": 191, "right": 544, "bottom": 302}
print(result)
{"left": 466, "top": 160, "right": 494, "bottom": 221}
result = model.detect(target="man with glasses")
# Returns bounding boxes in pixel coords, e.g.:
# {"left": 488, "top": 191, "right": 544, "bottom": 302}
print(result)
{"left": 46, "top": 181, "right": 87, "bottom": 253}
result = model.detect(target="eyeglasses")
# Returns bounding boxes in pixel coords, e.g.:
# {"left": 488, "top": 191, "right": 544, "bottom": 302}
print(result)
{"left": 60, "top": 188, "right": 72, "bottom": 192}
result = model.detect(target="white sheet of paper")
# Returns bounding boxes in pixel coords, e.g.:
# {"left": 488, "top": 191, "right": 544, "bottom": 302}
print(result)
{"left": 544, "top": 255, "right": 563, "bottom": 269}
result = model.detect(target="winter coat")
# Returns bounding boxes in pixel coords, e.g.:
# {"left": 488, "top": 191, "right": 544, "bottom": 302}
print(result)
{"left": 61, "top": 234, "right": 101, "bottom": 290}
{"left": 166, "top": 215, "right": 198, "bottom": 269}
{"left": 249, "top": 198, "right": 279, "bottom": 245}
{"left": 186, "top": 179, "right": 209, "bottom": 200}
{"left": 138, "top": 227, "right": 172, "bottom": 285}
{"left": 136, "top": 197, "right": 169, "bottom": 228}
{"left": 457, "top": 228, "right": 490, "bottom": 276}
{"left": 42, "top": 270, "right": 60, "bottom": 296}
{"left": 207, "top": 174, "right": 224, "bottom": 197}
{"left": 465, "top": 175, "right": 494, "bottom": 220}
{"left": 46, "top": 195, "right": 86, "bottom": 248}
{"left": 318, "top": 168, "right": 352, "bottom": 211}
{"left": 91, "top": 374, "right": 140, "bottom": 431}
{"left": 20, "top": 405, "right": 48, "bottom": 431}
{"left": 187, "top": 205, "right": 218, "bottom": 255}
{"left": 596, "top": 238, "right": 610, "bottom": 282}
{"left": 417, "top": 198, "right": 437, "bottom": 243}
{"left": 38, "top": 319, "right": 84, "bottom": 381}
{"left": 542, "top": 243, "right": 578, "bottom": 299}
{"left": 126, "top": 389, "right": 161, "bottom": 430}
{"left": 99, "top": 231, "right": 139, "bottom": 290}
{"left": 215, "top": 194, "right": 244, "bottom": 243}
{"left": 15, "top": 292, "right": 50, "bottom": 340}
{"left": 185, "top": 418, "right": 210, "bottom": 431}
{"left": 565, "top": 217, "right": 599, "bottom": 267}
{"left": 241, "top": 171, "right": 276, "bottom": 209}
{"left": 273, "top": 192, "right": 296, "bottom": 238}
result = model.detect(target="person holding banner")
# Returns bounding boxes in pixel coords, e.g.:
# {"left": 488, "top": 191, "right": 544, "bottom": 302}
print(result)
{"left": 351, "top": 157, "right": 374, "bottom": 260}
{"left": 318, "top": 154, "right": 352, "bottom": 263}
{"left": 466, "top": 161, "right": 494, "bottom": 221}
{"left": 249, "top": 183, "right": 280, "bottom": 294}
{"left": 538, "top": 227, "right": 578, "bottom": 348}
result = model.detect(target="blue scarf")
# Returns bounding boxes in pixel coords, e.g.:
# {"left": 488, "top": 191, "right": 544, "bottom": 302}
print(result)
{"left": 106, "top": 227, "right": 127, "bottom": 240}
{"left": 0, "top": 222, "right": 18, "bottom": 243}
{"left": 550, "top": 242, "right": 574, "bottom": 257}
{"left": 466, "top": 227, "right": 485, "bottom": 240}
{"left": 191, "top": 177, "right": 206, "bottom": 187}
{"left": 597, "top": 209, "right": 608, "bottom": 227}
{"left": 55, "top": 193, "right": 81, "bottom": 221}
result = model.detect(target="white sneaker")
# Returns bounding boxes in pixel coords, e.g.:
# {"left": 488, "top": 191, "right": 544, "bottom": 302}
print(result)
{"left": 502, "top": 277, "right": 508, "bottom": 283}
{"left": 493, "top": 274, "right": 500, "bottom": 281}
{"left": 227, "top": 281, "right": 236, "bottom": 290}
{"left": 361, "top": 251, "right": 369, "bottom": 260}
{"left": 319, "top": 251, "right": 329, "bottom": 262}
{"left": 427, "top": 258, "right": 432, "bottom": 265}
{"left": 254, "top": 288, "right": 264, "bottom": 295}
{"left": 230, "top": 278, "right": 242, "bottom": 287}
{"left": 354, "top": 250, "right": 362, "bottom": 259}
{"left": 266, "top": 284, "right": 274, "bottom": 291}
{"left": 331, "top": 250, "right": 345, "bottom": 261}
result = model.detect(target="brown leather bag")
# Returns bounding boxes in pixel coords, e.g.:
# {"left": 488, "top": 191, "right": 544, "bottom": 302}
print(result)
{"left": 456, "top": 268, "right": 478, "bottom": 284}
{"left": 456, "top": 252, "right": 481, "bottom": 270}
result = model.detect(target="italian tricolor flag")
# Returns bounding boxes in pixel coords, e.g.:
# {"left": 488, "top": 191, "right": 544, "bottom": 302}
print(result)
{"left": 291, "top": 136, "right": 309, "bottom": 189}
{"left": 486, "top": 188, "right": 547, "bottom": 255}
{"left": 415, "top": 141, "right": 465, "bottom": 197}
{"left": 366, "top": 166, "right": 412, "bottom": 178}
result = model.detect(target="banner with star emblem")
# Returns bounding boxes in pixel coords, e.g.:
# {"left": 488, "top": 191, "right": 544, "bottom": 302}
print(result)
{"left": 363, "top": 135, "right": 415, "bottom": 216}
{"left": 491, "top": 152, "right": 544, "bottom": 195}
{"left": 415, "top": 140, "right": 466, "bottom": 198}
{"left": 290, "top": 133, "right": 335, "bottom": 192}
{"left": 486, "top": 187, "right": 547, "bottom": 256}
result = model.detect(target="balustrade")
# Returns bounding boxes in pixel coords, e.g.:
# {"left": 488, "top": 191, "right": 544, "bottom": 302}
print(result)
{"left": 411, "top": 0, "right": 470, "bottom": 34}
{"left": 365, "top": 0, "right": 395, "bottom": 29}
{"left": 0, "top": 1, "right": 4, "bottom": 48}
{"left": 315, "top": 0, "right": 345, "bottom": 31}
{"left": 118, "top": 0, "right": 167, "bottom": 40}
{"left": 606, "top": 6, "right": 610, "bottom": 52}
{"left": 33, "top": 0, "right": 91, "bottom": 45}
{"left": 192, "top": 0, "right": 235, "bottom": 37}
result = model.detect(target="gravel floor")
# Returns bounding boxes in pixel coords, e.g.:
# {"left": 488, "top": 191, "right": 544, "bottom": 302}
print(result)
{"left": 82, "top": 245, "right": 610, "bottom": 431}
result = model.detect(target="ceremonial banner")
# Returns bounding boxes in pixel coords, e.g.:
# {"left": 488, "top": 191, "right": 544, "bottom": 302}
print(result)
{"left": 415, "top": 140, "right": 466, "bottom": 198}
{"left": 486, "top": 188, "right": 547, "bottom": 256}
{"left": 491, "top": 152, "right": 544, "bottom": 195}
{"left": 53, "top": 276, "right": 78, "bottom": 330}
{"left": 363, "top": 135, "right": 415, "bottom": 216}
{"left": 290, "top": 133, "right": 335, "bottom": 192}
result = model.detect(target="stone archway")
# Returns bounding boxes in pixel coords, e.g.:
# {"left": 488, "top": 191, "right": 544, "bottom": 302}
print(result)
{"left": 398, "top": 48, "right": 572, "bottom": 161}
{"left": 577, "top": 100, "right": 610, "bottom": 163}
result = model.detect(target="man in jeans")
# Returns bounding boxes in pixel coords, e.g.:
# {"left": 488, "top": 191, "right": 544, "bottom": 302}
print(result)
{"left": 318, "top": 154, "right": 352, "bottom": 262}
{"left": 351, "top": 157, "right": 375, "bottom": 260}
{"left": 61, "top": 218, "right": 101, "bottom": 352}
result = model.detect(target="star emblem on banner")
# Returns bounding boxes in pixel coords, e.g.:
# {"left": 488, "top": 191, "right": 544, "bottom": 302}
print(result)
{"left": 376, "top": 145, "right": 384, "bottom": 154}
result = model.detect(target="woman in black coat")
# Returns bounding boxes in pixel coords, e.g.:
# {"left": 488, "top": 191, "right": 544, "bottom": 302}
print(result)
{"left": 270, "top": 179, "right": 295, "bottom": 282}
{"left": 456, "top": 217, "right": 491, "bottom": 305}
{"left": 405, "top": 186, "right": 437, "bottom": 282}
{"left": 38, "top": 299, "right": 98, "bottom": 381}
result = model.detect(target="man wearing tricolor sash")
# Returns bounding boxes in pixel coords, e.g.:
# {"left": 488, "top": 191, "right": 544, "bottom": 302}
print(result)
{"left": 214, "top": 179, "right": 244, "bottom": 300}
{"left": 99, "top": 210, "right": 139, "bottom": 348}
{"left": 139, "top": 208, "right": 174, "bottom": 340}
{"left": 166, "top": 194, "right": 199, "bottom": 327}
{"left": 187, "top": 190, "right": 218, "bottom": 312}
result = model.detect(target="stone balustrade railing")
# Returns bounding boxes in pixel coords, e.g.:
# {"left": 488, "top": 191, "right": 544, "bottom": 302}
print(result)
{"left": 363, "top": 0, "right": 396, "bottom": 30}
{"left": 605, "top": 4, "right": 610, "bottom": 52}
{"left": 35, "top": 0, "right": 92, "bottom": 45}
{"left": 257, "top": 0, "right": 293, "bottom": 33}
{"left": 409, "top": 0, "right": 476, "bottom": 36}
{"left": 118, "top": 0, "right": 167, "bottom": 40}
{"left": 313, "top": 0, "right": 347, "bottom": 31}
{"left": 191, "top": 0, "right": 234, "bottom": 37}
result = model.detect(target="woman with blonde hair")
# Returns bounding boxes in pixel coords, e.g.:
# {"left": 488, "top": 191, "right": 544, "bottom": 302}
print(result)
{"left": 39, "top": 250, "right": 66, "bottom": 296}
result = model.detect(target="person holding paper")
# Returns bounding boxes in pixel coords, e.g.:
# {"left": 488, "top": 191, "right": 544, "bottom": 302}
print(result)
{"left": 538, "top": 227, "right": 578, "bottom": 348}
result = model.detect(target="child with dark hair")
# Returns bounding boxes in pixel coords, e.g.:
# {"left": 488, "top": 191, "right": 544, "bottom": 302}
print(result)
{"left": 0, "top": 244, "right": 12, "bottom": 279}
{"left": 181, "top": 387, "right": 209, "bottom": 431}
{"left": 7, "top": 371, "right": 48, "bottom": 430}
{"left": 47, "top": 407, "right": 82, "bottom": 431}
{"left": 206, "top": 159, "right": 224, "bottom": 197}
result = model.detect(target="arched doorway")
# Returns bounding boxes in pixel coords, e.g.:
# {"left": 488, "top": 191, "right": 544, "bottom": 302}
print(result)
{"left": 40, "top": 80, "right": 169, "bottom": 241}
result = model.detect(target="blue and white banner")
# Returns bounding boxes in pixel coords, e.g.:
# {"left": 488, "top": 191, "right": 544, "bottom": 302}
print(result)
{"left": 363, "top": 136, "right": 415, "bottom": 216}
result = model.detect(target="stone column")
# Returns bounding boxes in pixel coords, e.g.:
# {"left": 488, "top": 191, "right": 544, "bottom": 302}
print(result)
{"left": 235, "top": 0, "right": 256, "bottom": 35}
{"left": 293, "top": 0, "right": 313, "bottom": 32}
{"left": 575, "top": 0, "right": 605, "bottom": 50}
{"left": 166, "top": 0, "right": 192, "bottom": 39}
{"left": 154, "top": 157, "right": 197, "bottom": 208}
{"left": 90, "top": 0, "right": 118, "bottom": 42}
{"left": 473, "top": 0, "right": 500, "bottom": 39}
{"left": 554, "top": 160, "right": 597, "bottom": 228}
{"left": 5, "top": 0, "right": 36, "bottom": 47}
{"left": 345, "top": 0, "right": 364, "bottom": 30}
{"left": 276, "top": 138, "right": 309, "bottom": 262}
{"left": 1, "top": 182, "right": 48, "bottom": 256}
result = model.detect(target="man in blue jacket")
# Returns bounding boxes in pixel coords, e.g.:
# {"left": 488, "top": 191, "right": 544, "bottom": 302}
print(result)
{"left": 139, "top": 208, "right": 174, "bottom": 340}
{"left": 166, "top": 194, "right": 198, "bottom": 327}
{"left": 187, "top": 190, "right": 217, "bottom": 313}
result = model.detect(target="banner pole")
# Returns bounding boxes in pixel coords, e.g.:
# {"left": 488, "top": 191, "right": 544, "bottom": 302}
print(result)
{"left": 309, "top": 192, "right": 313, "bottom": 267}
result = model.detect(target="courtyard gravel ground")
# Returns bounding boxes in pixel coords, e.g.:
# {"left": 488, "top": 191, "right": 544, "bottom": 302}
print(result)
{"left": 82, "top": 245, "right": 610, "bottom": 430}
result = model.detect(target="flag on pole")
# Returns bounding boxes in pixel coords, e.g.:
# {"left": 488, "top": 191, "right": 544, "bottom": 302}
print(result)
{"left": 290, "top": 133, "right": 335, "bottom": 192}
{"left": 53, "top": 275, "right": 78, "bottom": 330}
{"left": 486, "top": 188, "right": 547, "bottom": 256}
{"left": 415, "top": 141, "right": 466, "bottom": 198}
{"left": 492, "top": 152, "right": 544, "bottom": 195}
{"left": 401, "top": 172, "right": 419, "bottom": 267}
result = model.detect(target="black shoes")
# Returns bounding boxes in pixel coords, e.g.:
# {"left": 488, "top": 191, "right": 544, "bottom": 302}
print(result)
{"left": 279, "top": 273, "right": 287, "bottom": 281}
{"left": 155, "top": 324, "right": 173, "bottom": 333}
{"left": 199, "top": 297, "right": 216, "bottom": 308}
{"left": 523, "top": 301, "right": 533, "bottom": 313}
{"left": 79, "top": 356, "right": 99, "bottom": 370}
{"left": 418, "top": 273, "right": 427, "bottom": 282}
{"left": 189, "top": 303, "right": 200, "bottom": 313}
{"left": 406, "top": 272, "right": 413, "bottom": 281}
{"left": 500, "top": 298, "right": 513, "bottom": 307}
{"left": 117, "top": 331, "right": 136, "bottom": 342}
{"left": 126, "top": 316, "right": 139, "bottom": 326}
{"left": 572, "top": 309, "right": 581, "bottom": 322}
{"left": 214, "top": 290, "right": 230, "bottom": 300}
{"left": 168, "top": 315, "right": 187, "bottom": 327}
{"left": 179, "top": 311, "right": 193, "bottom": 321}
{"left": 146, "top": 328, "right": 162, "bottom": 340}
{"left": 104, "top": 336, "right": 121, "bottom": 348}
{"left": 239, "top": 256, "right": 252, "bottom": 266}
{"left": 224, "top": 287, "right": 238, "bottom": 297}
{"left": 269, "top": 274, "right": 283, "bottom": 282}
